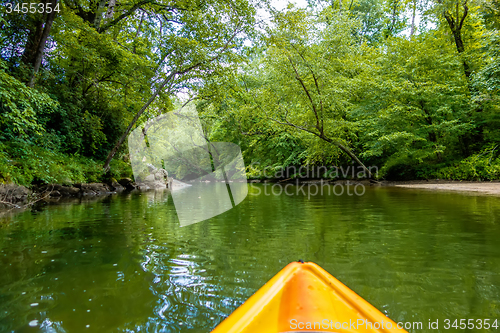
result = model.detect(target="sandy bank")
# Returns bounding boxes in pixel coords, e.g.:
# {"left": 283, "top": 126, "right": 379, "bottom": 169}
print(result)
{"left": 385, "top": 180, "right": 500, "bottom": 195}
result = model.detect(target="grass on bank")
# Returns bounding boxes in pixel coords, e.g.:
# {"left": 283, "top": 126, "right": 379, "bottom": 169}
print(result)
{"left": 0, "top": 140, "right": 132, "bottom": 186}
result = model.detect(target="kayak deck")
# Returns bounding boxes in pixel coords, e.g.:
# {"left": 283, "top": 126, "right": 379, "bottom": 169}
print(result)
{"left": 211, "top": 262, "right": 408, "bottom": 333}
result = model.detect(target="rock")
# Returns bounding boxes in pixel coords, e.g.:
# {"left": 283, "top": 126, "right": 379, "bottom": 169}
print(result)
{"left": 145, "top": 164, "right": 169, "bottom": 184}
{"left": 144, "top": 174, "right": 155, "bottom": 182}
{"left": 0, "top": 183, "right": 32, "bottom": 208}
{"left": 136, "top": 183, "right": 150, "bottom": 191}
{"left": 154, "top": 171, "right": 165, "bottom": 181}
{"left": 50, "top": 190, "right": 61, "bottom": 197}
{"left": 80, "top": 183, "right": 111, "bottom": 195}
{"left": 45, "top": 184, "right": 80, "bottom": 196}
{"left": 0, "top": 184, "right": 31, "bottom": 197}
{"left": 118, "top": 178, "right": 136, "bottom": 191}
{"left": 108, "top": 181, "right": 125, "bottom": 192}
{"left": 151, "top": 181, "right": 167, "bottom": 189}
{"left": 15, "top": 194, "right": 27, "bottom": 201}
{"left": 118, "top": 178, "right": 133, "bottom": 186}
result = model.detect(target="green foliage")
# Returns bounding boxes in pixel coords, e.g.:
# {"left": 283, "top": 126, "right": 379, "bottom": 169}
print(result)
{"left": 0, "top": 61, "right": 58, "bottom": 139}
{"left": 353, "top": 34, "right": 473, "bottom": 173}
{"left": 472, "top": 32, "right": 500, "bottom": 145}
{"left": 244, "top": 132, "right": 307, "bottom": 179}
{"left": 1, "top": 0, "right": 499, "bottom": 183}
{"left": 0, "top": 140, "right": 132, "bottom": 186}
{"left": 0, "top": 0, "right": 258, "bottom": 185}
{"left": 200, "top": 8, "right": 366, "bottom": 169}
{"left": 195, "top": 2, "right": 500, "bottom": 181}
{"left": 479, "top": 0, "right": 500, "bottom": 30}
{"left": 0, "top": 140, "right": 95, "bottom": 185}
{"left": 434, "top": 145, "right": 500, "bottom": 180}
{"left": 106, "top": 159, "right": 135, "bottom": 182}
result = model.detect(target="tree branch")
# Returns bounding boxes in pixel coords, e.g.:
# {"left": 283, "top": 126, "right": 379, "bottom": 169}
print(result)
{"left": 292, "top": 44, "right": 325, "bottom": 133}
{"left": 287, "top": 55, "right": 321, "bottom": 132}
{"left": 103, "top": 21, "right": 243, "bottom": 171}
{"left": 459, "top": 0, "right": 468, "bottom": 30}
{"left": 99, "top": 0, "right": 151, "bottom": 33}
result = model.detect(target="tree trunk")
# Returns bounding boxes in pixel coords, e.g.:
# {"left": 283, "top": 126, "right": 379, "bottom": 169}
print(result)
{"left": 452, "top": 29, "right": 472, "bottom": 79}
{"left": 105, "top": 0, "right": 116, "bottom": 19}
{"left": 410, "top": 0, "right": 417, "bottom": 37}
{"left": 442, "top": 1, "right": 470, "bottom": 80}
{"left": 102, "top": 23, "right": 242, "bottom": 171}
{"left": 93, "top": 0, "right": 108, "bottom": 30}
{"left": 28, "top": 0, "right": 58, "bottom": 87}
{"left": 322, "top": 137, "right": 375, "bottom": 179}
{"left": 22, "top": 17, "right": 45, "bottom": 68}
{"left": 103, "top": 71, "right": 177, "bottom": 171}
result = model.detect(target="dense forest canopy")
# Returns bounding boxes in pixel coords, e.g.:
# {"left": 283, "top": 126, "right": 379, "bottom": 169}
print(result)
{"left": 0, "top": 0, "right": 499, "bottom": 185}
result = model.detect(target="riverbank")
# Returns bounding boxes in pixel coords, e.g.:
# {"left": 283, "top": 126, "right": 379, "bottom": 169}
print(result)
{"left": 2, "top": 178, "right": 499, "bottom": 211}
{"left": 0, "top": 176, "right": 176, "bottom": 211}
{"left": 249, "top": 178, "right": 500, "bottom": 196}
{"left": 0, "top": 179, "right": 134, "bottom": 210}
{"left": 383, "top": 180, "right": 500, "bottom": 195}
{"left": 250, "top": 178, "right": 500, "bottom": 195}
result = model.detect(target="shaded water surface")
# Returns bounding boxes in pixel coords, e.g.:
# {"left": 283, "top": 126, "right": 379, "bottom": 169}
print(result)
{"left": 1, "top": 185, "right": 499, "bottom": 332}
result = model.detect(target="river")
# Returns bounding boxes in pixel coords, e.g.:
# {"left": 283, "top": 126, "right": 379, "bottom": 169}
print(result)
{"left": 1, "top": 184, "right": 499, "bottom": 332}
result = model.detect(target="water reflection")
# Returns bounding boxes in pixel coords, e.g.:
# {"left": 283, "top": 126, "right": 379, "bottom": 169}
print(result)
{"left": 0, "top": 186, "right": 499, "bottom": 332}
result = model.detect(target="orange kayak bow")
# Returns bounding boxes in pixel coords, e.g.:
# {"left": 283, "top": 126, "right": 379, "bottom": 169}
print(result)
{"left": 211, "top": 261, "right": 408, "bottom": 333}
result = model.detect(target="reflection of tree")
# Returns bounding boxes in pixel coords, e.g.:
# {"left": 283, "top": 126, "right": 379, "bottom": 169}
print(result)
{"left": 2, "top": 188, "right": 500, "bottom": 330}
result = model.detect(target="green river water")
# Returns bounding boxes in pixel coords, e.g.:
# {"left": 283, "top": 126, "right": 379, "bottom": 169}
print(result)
{"left": 1, "top": 184, "right": 499, "bottom": 332}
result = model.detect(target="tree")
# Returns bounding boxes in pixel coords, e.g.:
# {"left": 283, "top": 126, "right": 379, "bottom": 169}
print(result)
{"left": 28, "top": 0, "right": 59, "bottom": 87}
{"left": 1, "top": 0, "right": 259, "bottom": 164}
{"left": 200, "top": 8, "right": 376, "bottom": 178}
{"left": 438, "top": 0, "right": 472, "bottom": 79}
{"left": 101, "top": 0, "right": 258, "bottom": 170}
{"left": 472, "top": 33, "right": 500, "bottom": 145}
{"left": 352, "top": 35, "right": 473, "bottom": 176}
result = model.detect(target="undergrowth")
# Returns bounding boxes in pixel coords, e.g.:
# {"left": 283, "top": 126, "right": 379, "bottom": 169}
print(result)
{"left": 0, "top": 140, "right": 132, "bottom": 186}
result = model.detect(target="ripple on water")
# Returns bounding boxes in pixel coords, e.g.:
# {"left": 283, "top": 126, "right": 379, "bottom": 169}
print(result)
{"left": 1, "top": 186, "right": 500, "bottom": 332}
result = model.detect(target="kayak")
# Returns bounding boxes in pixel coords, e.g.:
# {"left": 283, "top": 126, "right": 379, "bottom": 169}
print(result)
{"left": 211, "top": 261, "right": 408, "bottom": 333}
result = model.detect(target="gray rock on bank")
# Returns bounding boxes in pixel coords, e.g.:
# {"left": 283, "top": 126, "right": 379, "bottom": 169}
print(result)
{"left": 0, "top": 184, "right": 32, "bottom": 207}
{"left": 118, "top": 178, "right": 136, "bottom": 191}
{"left": 37, "top": 178, "right": 138, "bottom": 197}
{"left": 0, "top": 176, "right": 172, "bottom": 210}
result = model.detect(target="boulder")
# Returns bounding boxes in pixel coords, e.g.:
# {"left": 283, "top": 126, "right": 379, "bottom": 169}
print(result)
{"left": 0, "top": 184, "right": 31, "bottom": 197}
{"left": 136, "top": 184, "right": 151, "bottom": 191}
{"left": 79, "top": 183, "right": 111, "bottom": 195}
{"left": 0, "top": 183, "right": 31, "bottom": 207}
{"left": 108, "top": 181, "right": 125, "bottom": 192}
{"left": 118, "top": 178, "right": 133, "bottom": 186}
{"left": 59, "top": 186, "right": 80, "bottom": 196}
{"left": 43, "top": 184, "right": 80, "bottom": 197}
{"left": 118, "top": 178, "right": 136, "bottom": 191}
{"left": 144, "top": 174, "right": 155, "bottom": 182}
